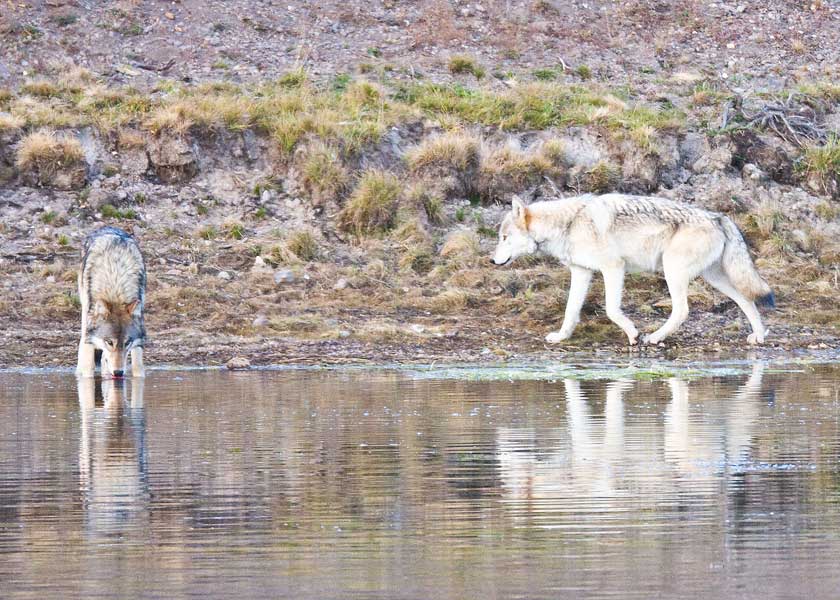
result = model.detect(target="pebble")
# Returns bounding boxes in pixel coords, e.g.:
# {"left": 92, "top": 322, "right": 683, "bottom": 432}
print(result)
{"left": 218, "top": 271, "right": 232, "bottom": 280}
{"left": 252, "top": 315, "right": 268, "bottom": 327}
{"left": 333, "top": 278, "right": 348, "bottom": 290}
{"left": 274, "top": 269, "right": 295, "bottom": 284}
{"left": 225, "top": 356, "right": 250, "bottom": 370}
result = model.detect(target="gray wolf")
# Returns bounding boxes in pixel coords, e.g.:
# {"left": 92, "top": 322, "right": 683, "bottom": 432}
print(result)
{"left": 491, "top": 194, "right": 774, "bottom": 345}
{"left": 77, "top": 226, "right": 146, "bottom": 377}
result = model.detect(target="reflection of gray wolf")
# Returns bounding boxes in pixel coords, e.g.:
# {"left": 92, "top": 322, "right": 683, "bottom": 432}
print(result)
{"left": 76, "top": 227, "right": 146, "bottom": 378}
{"left": 491, "top": 194, "right": 774, "bottom": 345}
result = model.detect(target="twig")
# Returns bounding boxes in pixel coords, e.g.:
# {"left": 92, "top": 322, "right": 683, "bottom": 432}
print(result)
{"left": 133, "top": 58, "right": 176, "bottom": 73}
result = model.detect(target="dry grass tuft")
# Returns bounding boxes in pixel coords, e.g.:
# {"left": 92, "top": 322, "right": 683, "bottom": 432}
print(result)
{"left": 406, "top": 129, "right": 482, "bottom": 172}
{"left": 440, "top": 229, "right": 481, "bottom": 267}
{"left": 299, "top": 142, "right": 349, "bottom": 206}
{"left": 15, "top": 129, "right": 84, "bottom": 173}
{"left": 21, "top": 79, "right": 60, "bottom": 98}
{"left": 0, "top": 112, "right": 24, "bottom": 132}
{"left": 339, "top": 169, "right": 402, "bottom": 236}
{"left": 286, "top": 229, "right": 319, "bottom": 261}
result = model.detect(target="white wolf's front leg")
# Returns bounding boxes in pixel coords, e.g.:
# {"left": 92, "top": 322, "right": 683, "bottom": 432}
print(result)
{"left": 601, "top": 266, "right": 639, "bottom": 345}
{"left": 546, "top": 266, "right": 593, "bottom": 344}
{"left": 131, "top": 347, "right": 145, "bottom": 378}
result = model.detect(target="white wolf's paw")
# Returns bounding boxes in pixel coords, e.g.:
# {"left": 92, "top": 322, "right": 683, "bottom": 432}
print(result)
{"left": 747, "top": 332, "right": 765, "bottom": 345}
{"left": 545, "top": 330, "right": 571, "bottom": 344}
{"left": 627, "top": 332, "right": 639, "bottom": 346}
{"left": 641, "top": 333, "right": 660, "bottom": 346}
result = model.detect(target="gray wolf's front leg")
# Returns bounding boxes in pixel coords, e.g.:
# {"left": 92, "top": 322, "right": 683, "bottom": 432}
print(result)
{"left": 131, "top": 347, "right": 145, "bottom": 378}
{"left": 76, "top": 311, "right": 96, "bottom": 378}
{"left": 546, "top": 266, "right": 593, "bottom": 344}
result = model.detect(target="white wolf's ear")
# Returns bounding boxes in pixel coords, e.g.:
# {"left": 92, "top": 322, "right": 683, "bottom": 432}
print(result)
{"left": 511, "top": 196, "right": 530, "bottom": 229}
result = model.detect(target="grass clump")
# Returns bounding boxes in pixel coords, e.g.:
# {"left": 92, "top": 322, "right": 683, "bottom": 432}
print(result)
{"left": 440, "top": 230, "right": 481, "bottom": 266}
{"left": 448, "top": 55, "right": 485, "bottom": 79}
{"left": 299, "top": 142, "right": 348, "bottom": 206}
{"left": 15, "top": 129, "right": 84, "bottom": 173}
{"left": 800, "top": 137, "right": 840, "bottom": 195}
{"left": 21, "top": 79, "right": 60, "bottom": 98}
{"left": 0, "top": 112, "right": 24, "bottom": 132}
{"left": 339, "top": 169, "right": 402, "bottom": 236}
{"left": 40, "top": 210, "right": 58, "bottom": 224}
{"left": 406, "top": 129, "right": 481, "bottom": 172}
{"left": 581, "top": 160, "right": 621, "bottom": 193}
{"left": 224, "top": 221, "right": 246, "bottom": 240}
{"left": 100, "top": 204, "right": 137, "bottom": 220}
{"left": 198, "top": 225, "right": 218, "bottom": 240}
{"left": 286, "top": 229, "right": 319, "bottom": 261}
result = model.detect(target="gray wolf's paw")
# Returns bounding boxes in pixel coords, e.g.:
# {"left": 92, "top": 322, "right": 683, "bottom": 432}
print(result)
{"left": 545, "top": 330, "right": 571, "bottom": 344}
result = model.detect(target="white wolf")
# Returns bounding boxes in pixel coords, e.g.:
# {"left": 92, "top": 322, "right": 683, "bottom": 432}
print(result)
{"left": 491, "top": 194, "right": 774, "bottom": 345}
{"left": 77, "top": 226, "right": 146, "bottom": 378}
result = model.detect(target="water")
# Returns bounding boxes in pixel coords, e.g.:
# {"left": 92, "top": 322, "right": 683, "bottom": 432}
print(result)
{"left": 1, "top": 363, "right": 839, "bottom": 599}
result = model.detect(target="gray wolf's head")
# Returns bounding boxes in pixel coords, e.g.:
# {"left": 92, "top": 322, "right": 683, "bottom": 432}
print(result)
{"left": 87, "top": 299, "right": 144, "bottom": 377}
{"left": 491, "top": 197, "right": 537, "bottom": 266}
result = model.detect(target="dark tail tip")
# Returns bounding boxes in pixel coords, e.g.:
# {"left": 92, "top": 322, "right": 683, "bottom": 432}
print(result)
{"left": 757, "top": 291, "right": 775, "bottom": 309}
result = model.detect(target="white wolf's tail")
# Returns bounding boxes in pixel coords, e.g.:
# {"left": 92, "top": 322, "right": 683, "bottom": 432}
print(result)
{"left": 719, "top": 217, "right": 775, "bottom": 307}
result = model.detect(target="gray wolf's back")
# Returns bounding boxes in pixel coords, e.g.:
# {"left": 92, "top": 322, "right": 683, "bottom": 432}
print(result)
{"left": 81, "top": 227, "right": 146, "bottom": 304}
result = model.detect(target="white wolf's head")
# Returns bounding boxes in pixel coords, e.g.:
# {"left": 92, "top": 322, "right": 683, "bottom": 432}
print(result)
{"left": 491, "top": 197, "right": 537, "bottom": 266}
{"left": 87, "top": 299, "right": 145, "bottom": 378}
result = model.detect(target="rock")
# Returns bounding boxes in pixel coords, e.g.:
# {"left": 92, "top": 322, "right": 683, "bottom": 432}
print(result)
{"left": 252, "top": 315, "right": 268, "bottom": 327}
{"left": 333, "top": 277, "right": 348, "bottom": 290}
{"left": 86, "top": 187, "right": 111, "bottom": 209}
{"left": 274, "top": 269, "right": 295, "bottom": 284}
{"left": 217, "top": 270, "right": 232, "bottom": 280}
{"left": 225, "top": 356, "right": 250, "bottom": 370}
{"left": 338, "top": 329, "right": 351, "bottom": 338}
{"left": 148, "top": 134, "right": 197, "bottom": 183}
{"left": 692, "top": 145, "right": 732, "bottom": 174}
{"left": 410, "top": 324, "right": 425, "bottom": 334}
{"left": 742, "top": 163, "right": 767, "bottom": 181}
{"left": 679, "top": 133, "right": 711, "bottom": 168}
{"left": 121, "top": 147, "right": 149, "bottom": 177}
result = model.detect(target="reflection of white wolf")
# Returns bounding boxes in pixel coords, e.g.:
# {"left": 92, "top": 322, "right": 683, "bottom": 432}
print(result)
{"left": 77, "top": 227, "right": 146, "bottom": 378}
{"left": 491, "top": 194, "right": 774, "bottom": 345}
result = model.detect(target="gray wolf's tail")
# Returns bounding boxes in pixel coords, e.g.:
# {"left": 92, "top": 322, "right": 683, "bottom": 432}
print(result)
{"left": 719, "top": 217, "right": 775, "bottom": 308}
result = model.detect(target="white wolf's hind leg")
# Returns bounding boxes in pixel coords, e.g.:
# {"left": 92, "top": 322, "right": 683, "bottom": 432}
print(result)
{"left": 702, "top": 265, "right": 766, "bottom": 344}
{"left": 546, "top": 266, "right": 593, "bottom": 344}
{"left": 643, "top": 266, "right": 691, "bottom": 345}
{"left": 601, "top": 267, "right": 638, "bottom": 345}
{"left": 131, "top": 347, "right": 145, "bottom": 378}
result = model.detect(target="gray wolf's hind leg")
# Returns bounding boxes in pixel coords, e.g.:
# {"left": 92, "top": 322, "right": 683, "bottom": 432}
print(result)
{"left": 702, "top": 265, "right": 767, "bottom": 344}
{"left": 131, "top": 347, "right": 145, "bottom": 378}
{"left": 601, "top": 266, "right": 638, "bottom": 345}
{"left": 546, "top": 266, "right": 593, "bottom": 344}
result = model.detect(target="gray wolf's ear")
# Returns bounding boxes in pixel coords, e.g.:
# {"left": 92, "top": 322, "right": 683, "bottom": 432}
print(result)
{"left": 125, "top": 300, "right": 140, "bottom": 315}
{"left": 511, "top": 196, "right": 529, "bottom": 229}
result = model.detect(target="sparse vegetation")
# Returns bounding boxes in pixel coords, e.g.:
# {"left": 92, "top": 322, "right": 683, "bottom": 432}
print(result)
{"left": 225, "top": 221, "right": 246, "bottom": 240}
{"left": 448, "top": 55, "right": 485, "bottom": 79}
{"left": 286, "top": 229, "right": 319, "bottom": 261}
{"left": 339, "top": 169, "right": 402, "bottom": 236}
{"left": 100, "top": 204, "right": 137, "bottom": 220}
{"left": 800, "top": 137, "right": 840, "bottom": 195}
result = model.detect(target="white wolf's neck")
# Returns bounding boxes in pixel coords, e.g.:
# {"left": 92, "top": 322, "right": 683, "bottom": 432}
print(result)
{"left": 527, "top": 198, "right": 586, "bottom": 259}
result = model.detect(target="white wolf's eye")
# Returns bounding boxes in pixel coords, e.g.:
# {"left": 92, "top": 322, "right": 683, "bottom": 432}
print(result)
{"left": 105, "top": 339, "right": 116, "bottom": 349}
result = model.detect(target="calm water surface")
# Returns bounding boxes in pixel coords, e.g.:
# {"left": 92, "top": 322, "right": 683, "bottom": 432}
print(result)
{"left": 1, "top": 363, "right": 839, "bottom": 599}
